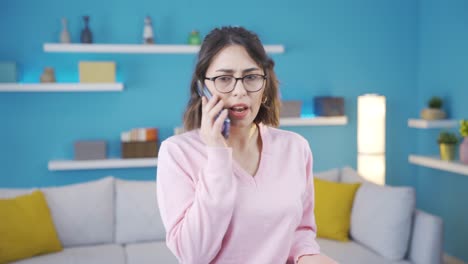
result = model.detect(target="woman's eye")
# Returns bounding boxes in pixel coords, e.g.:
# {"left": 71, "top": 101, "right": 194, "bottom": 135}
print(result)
{"left": 245, "top": 75, "right": 260, "bottom": 81}
{"left": 218, "top": 76, "right": 233, "bottom": 83}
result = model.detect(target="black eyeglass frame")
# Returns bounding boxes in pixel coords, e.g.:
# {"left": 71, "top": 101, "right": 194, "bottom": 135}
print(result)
{"left": 204, "top": 74, "right": 268, "bottom": 93}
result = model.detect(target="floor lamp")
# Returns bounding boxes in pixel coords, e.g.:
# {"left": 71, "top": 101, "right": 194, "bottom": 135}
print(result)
{"left": 357, "top": 94, "right": 386, "bottom": 185}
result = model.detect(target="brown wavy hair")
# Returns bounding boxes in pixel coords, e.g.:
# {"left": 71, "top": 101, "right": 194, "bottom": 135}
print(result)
{"left": 183, "top": 26, "right": 280, "bottom": 131}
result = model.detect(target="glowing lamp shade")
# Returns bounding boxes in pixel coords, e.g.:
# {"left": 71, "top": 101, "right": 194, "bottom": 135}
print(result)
{"left": 357, "top": 94, "right": 386, "bottom": 185}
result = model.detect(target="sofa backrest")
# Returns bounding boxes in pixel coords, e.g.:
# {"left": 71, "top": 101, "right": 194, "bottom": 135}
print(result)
{"left": 114, "top": 178, "right": 166, "bottom": 244}
{"left": 0, "top": 177, "right": 115, "bottom": 247}
{"left": 314, "top": 167, "right": 416, "bottom": 261}
{"left": 350, "top": 182, "right": 415, "bottom": 260}
{"left": 0, "top": 177, "right": 168, "bottom": 247}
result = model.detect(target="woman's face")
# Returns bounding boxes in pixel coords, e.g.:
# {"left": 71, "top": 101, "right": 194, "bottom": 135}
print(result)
{"left": 204, "top": 45, "right": 265, "bottom": 128}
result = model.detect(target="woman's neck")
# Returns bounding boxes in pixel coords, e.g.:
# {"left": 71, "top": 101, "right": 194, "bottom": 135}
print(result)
{"left": 227, "top": 123, "right": 258, "bottom": 151}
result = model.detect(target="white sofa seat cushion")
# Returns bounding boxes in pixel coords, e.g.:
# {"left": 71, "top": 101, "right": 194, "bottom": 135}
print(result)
{"left": 350, "top": 182, "right": 415, "bottom": 260}
{"left": 317, "top": 238, "right": 412, "bottom": 264}
{"left": 125, "top": 241, "right": 179, "bottom": 264}
{"left": 10, "top": 244, "right": 125, "bottom": 264}
{"left": 115, "top": 179, "right": 166, "bottom": 243}
{"left": 42, "top": 177, "right": 115, "bottom": 247}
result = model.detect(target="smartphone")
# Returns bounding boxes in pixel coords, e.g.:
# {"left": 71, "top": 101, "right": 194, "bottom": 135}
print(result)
{"left": 197, "top": 80, "right": 230, "bottom": 139}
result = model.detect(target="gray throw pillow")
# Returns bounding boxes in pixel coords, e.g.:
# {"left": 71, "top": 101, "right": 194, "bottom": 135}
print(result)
{"left": 350, "top": 182, "right": 415, "bottom": 260}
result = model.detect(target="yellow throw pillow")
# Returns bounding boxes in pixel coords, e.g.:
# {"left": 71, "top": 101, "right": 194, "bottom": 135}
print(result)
{"left": 0, "top": 190, "right": 62, "bottom": 264}
{"left": 314, "top": 178, "right": 361, "bottom": 241}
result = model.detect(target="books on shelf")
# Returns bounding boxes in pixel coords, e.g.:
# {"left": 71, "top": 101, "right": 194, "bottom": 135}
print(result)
{"left": 121, "top": 128, "right": 158, "bottom": 142}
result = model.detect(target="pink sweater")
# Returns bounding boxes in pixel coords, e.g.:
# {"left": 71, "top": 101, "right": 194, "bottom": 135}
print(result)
{"left": 156, "top": 123, "right": 320, "bottom": 264}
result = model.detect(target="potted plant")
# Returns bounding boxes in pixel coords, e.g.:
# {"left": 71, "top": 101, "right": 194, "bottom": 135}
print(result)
{"left": 460, "top": 119, "right": 468, "bottom": 164}
{"left": 420, "top": 96, "right": 446, "bottom": 120}
{"left": 437, "top": 131, "right": 459, "bottom": 161}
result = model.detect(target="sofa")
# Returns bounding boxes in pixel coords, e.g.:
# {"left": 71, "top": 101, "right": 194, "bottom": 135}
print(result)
{"left": 0, "top": 167, "right": 444, "bottom": 264}
{"left": 313, "top": 167, "right": 444, "bottom": 264}
{"left": 0, "top": 177, "right": 178, "bottom": 264}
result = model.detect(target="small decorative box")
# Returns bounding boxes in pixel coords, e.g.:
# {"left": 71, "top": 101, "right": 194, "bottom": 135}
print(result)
{"left": 74, "top": 141, "right": 107, "bottom": 160}
{"left": 314, "top": 96, "right": 345, "bottom": 116}
{"left": 280, "top": 100, "right": 303, "bottom": 118}
{"left": 79, "top": 61, "right": 116, "bottom": 83}
{"left": 121, "top": 141, "right": 158, "bottom": 159}
{"left": 0, "top": 62, "right": 17, "bottom": 83}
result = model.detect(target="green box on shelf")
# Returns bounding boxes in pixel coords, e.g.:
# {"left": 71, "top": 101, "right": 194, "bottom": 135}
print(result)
{"left": 0, "top": 62, "right": 17, "bottom": 83}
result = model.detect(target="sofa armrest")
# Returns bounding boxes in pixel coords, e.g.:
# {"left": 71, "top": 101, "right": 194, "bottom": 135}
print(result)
{"left": 408, "top": 209, "right": 444, "bottom": 264}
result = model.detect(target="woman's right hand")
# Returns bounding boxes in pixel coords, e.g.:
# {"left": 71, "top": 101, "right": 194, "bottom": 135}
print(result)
{"left": 200, "top": 95, "right": 229, "bottom": 148}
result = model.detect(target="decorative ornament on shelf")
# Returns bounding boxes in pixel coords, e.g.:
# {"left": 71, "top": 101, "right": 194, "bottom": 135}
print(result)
{"left": 0, "top": 62, "right": 17, "bottom": 83}
{"left": 279, "top": 100, "right": 302, "bottom": 118}
{"left": 80, "top": 15, "right": 93, "bottom": 44}
{"left": 188, "top": 30, "right": 201, "bottom": 45}
{"left": 437, "top": 131, "right": 459, "bottom": 161}
{"left": 143, "top": 16, "right": 155, "bottom": 44}
{"left": 74, "top": 141, "right": 107, "bottom": 160}
{"left": 314, "top": 96, "right": 345, "bottom": 117}
{"left": 79, "top": 61, "right": 116, "bottom": 83}
{"left": 60, "top": 18, "right": 71, "bottom": 43}
{"left": 40, "top": 67, "right": 56, "bottom": 83}
{"left": 420, "top": 96, "right": 446, "bottom": 120}
{"left": 459, "top": 119, "right": 468, "bottom": 164}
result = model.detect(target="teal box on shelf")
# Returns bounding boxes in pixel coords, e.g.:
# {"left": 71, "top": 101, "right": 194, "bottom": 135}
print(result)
{"left": 0, "top": 62, "right": 17, "bottom": 83}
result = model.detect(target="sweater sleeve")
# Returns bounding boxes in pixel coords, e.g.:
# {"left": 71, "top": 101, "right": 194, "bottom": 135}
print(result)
{"left": 156, "top": 140, "right": 237, "bottom": 264}
{"left": 288, "top": 144, "right": 321, "bottom": 263}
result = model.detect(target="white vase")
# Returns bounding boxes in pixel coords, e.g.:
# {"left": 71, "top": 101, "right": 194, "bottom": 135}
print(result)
{"left": 60, "top": 18, "right": 71, "bottom": 43}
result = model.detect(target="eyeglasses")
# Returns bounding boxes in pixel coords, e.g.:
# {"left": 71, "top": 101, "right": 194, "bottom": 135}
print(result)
{"left": 204, "top": 74, "right": 267, "bottom": 93}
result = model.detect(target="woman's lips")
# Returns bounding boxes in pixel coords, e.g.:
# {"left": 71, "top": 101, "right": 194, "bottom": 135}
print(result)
{"left": 229, "top": 104, "right": 249, "bottom": 119}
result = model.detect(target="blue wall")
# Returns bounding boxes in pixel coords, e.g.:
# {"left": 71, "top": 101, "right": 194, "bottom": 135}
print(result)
{"left": 4, "top": 0, "right": 468, "bottom": 262}
{"left": 0, "top": 0, "right": 419, "bottom": 187}
{"left": 13, "top": 0, "right": 468, "bottom": 260}
{"left": 417, "top": 0, "right": 468, "bottom": 261}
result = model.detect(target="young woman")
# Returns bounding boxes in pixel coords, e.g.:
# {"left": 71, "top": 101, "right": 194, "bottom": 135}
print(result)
{"left": 157, "top": 26, "right": 337, "bottom": 264}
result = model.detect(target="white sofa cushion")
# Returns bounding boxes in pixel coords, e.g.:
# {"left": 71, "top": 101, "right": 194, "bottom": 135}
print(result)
{"left": 314, "top": 168, "right": 340, "bottom": 182}
{"left": 340, "top": 166, "right": 367, "bottom": 183}
{"left": 317, "top": 238, "right": 412, "bottom": 264}
{"left": 42, "top": 177, "right": 115, "bottom": 247}
{"left": 350, "top": 182, "right": 415, "bottom": 260}
{"left": 0, "top": 188, "right": 35, "bottom": 198}
{"left": 10, "top": 244, "right": 125, "bottom": 264}
{"left": 125, "top": 241, "right": 179, "bottom": 264}
{"left": 115, "top": 179, "right": 166, "bottom": 243}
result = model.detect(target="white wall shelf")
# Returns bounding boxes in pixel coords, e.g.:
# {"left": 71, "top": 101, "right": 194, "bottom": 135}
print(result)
{"left": 0, "top": 83, "right": 124, "bottom": 92}
{"left": 48, "top": 158, "right": 157, "bottom": 171}
{"left": 279, "top": 116, "right": 348, "bottom": 126}
{"left": 409, "top": 155, "right": 468, "bottom": 176}
{"left": 43, "top": 43, "right": 285, "bottom": 54}
{"left": 408, "top": 119, "right": 458, "bottom": 129}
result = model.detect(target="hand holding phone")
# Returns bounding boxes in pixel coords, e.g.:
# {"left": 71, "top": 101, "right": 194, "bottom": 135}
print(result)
{"left": 197, "top": 80, "right": 230, "bottom": 139}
